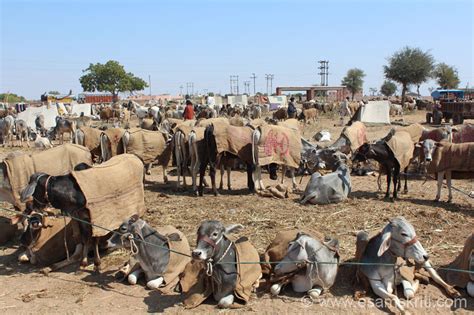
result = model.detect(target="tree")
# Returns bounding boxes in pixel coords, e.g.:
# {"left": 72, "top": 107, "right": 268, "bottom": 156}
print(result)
{"left": 432, "top": 63, "right": 460, "bottom": 89}
{"left": 79, "top": 60, "right": 147, "bottom": 99}
{"left": 380, "top": 80, "right": 397, "bottom": 97}
{"left": 384, "top": 46, "right": 434, "bottom": 107}
{"left": 369, "top": 87, "right": 377, "bottom": 96}
{"left": 48, "top": 90, "right": 61, "bottom": 95}
{"left": 341, "top": 68, "right": 365, "bottom": 100}
{"left": 0, "top": 93, "right": 26, "bottom": 103}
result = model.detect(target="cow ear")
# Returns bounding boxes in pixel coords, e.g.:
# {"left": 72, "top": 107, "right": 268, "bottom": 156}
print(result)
{"left": 21, "top": 179, "right": 39, "bottom": 202}
{"left": 224, "top": 224, "right": 244, "bottom": 235}
{"left": 10, "top": 214, "right": 23, "bottom": 225}
{"left": 377, "top": 228, "right": 392, "bottom": 257}
{"left": 167, "top": 233, "right": 182, "bottom": 242}
{"left": 415, "top": 141, "right": 422, "bottom": 148}
{"left": 129, "top": 214, "right": 139, "bottom": 223}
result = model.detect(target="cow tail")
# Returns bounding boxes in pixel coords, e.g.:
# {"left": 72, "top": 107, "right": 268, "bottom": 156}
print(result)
{"left": 252, "top": 129, "right": 260, "bottom": 166}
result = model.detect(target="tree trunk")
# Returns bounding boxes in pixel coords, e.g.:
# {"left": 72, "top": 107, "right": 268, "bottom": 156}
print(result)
{"left": 351, "top": 91, "right": 354, "bottom": 101}
{"left": 401, "top": 84, "right": 407, "bottom": 109}
{"left": 417, "top": 84, "right": 420, "bottom": 97}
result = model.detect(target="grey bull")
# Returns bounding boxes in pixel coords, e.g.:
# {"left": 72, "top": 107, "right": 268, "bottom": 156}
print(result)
{"left": 271, "top": 233, "right": 339, "bottom": 299}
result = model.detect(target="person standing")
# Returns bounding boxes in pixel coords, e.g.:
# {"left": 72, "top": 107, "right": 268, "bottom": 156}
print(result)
{"left": 338, "top": 97, "right": 352, "bottom": 126}
{"left": 287, "top": 97, "right": 297, "bottom": 118}
{"left": 183, "top": 100, "right": 195, "bottom": 120}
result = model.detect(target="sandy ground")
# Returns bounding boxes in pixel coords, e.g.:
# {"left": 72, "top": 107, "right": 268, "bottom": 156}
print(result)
{"left": 0, "top": 109, "right": 473, "bottom": 314}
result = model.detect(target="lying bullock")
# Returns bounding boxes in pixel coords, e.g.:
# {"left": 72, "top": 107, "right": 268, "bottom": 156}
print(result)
{"left": 263, "top": 230, "right": 339, "bottom": 299}
{"left": 182, "top": 220, "right": 261, "bottom": 308}
{"left": 300, "top": 153, "right": 351, "bottom": 205}
{"left": 422, "top": 139, "right": 474, "bottom": 202}
{"left": 107, "top": 216, "right": 190, "bottom": 292}
{"left": 354, "top": 217, "right": 459, "bottom": 314}
{"left": 20, "top": 154, "right": 146, "bottom": 271}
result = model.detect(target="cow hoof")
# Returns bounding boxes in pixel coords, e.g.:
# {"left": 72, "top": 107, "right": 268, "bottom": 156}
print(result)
{"left": 128, "top": 274, "right": 138, "bottom": 285}
{"left": 270, "top": 283, "right": 282, "bottom": 296}
{"left": 41, "top": 267, "right": 52, "bottom": 276}
{"left": 403, "top": 189, "right": 408, "bottom": 194}
{"left": 434, "top": 198, "right": 440, "bottom": 202}
{"left": 18, "top": 252, "right": 30, "bottom": 263}
{"left": 217, "top": 295, "right": 234, "bottom": 308}
{"left": 308, "top": 287, "right": 322, "bottom": 299}
{"left": 146, "top": 170, "right": 152, "bottom": 175}
{"left": 94, "top": 264, "right": 102, "bottom": 273}
{"left": 146, "top": 277, "right": 163, "bottom": 290}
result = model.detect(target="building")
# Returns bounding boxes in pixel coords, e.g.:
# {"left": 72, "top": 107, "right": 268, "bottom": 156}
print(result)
{"left": 275, "top": 85, "right": 362, "bottom": 101}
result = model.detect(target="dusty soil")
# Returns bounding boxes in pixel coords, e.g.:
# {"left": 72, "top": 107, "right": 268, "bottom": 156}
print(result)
{"left": 0, "top": 110, "right": 473, "bottom": 314}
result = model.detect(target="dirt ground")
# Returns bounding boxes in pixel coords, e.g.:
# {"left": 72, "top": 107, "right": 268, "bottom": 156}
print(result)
{"left": 0, "top": 110, "right": 473, "bottom": 314}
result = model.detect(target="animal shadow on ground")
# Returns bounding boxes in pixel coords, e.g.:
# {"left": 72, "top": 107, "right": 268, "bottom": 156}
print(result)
{"left": 143, "top": 290, "right": 183, "bottom": 313}
{"left": 350, "top": 190, "right": 384, "bottom": 201}
{"left": 409, "top": 198, "right": 473, "bottom": 217}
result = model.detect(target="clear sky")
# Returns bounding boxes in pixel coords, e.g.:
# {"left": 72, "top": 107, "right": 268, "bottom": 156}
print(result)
{"left": 1, "top": 0, "right": 473, "bottom": 99}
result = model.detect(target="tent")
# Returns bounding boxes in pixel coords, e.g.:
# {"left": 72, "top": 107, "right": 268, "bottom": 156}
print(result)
{"left": 352, "top": 101, "right": 390, "bottom": 124}
{"left": 267, "top": 96, "right": 287, "bottom": 110}
{"left": 227, "top": 95, "right": 248, "bottom": 106}
{"left": 71, "top": 103, "right": 92, "bottom": 116}
{"left": 17, "top": 105, "right": 59, "bottom": 129}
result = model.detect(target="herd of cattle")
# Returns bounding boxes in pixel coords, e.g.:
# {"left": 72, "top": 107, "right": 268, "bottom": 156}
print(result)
{"left": 0, "top": 101, "right": 473, "bottom": 312}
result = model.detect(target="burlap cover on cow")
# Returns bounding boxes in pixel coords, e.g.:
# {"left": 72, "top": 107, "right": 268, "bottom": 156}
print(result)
{"left": 195, "top": 117, "right": 229, "bottom": 128}
{"left": 342, "top": 122, "right": 368, "bottom": 152}
{"left": 181, "top": 237, "right": 261, "bottom": 308}
{"left": 4, "top": 144, "right": 92, "bottom": 209}
{"left": 71, "top": 154, "right": 145, "bottom": 237}
{"left": 256, "top": 125, "right": 301, "bottom": 168}
{"left": 386, "top": 131, "right": 414, "bottom": 170}
{"left": 214, "top": 125, "right": 253, "bottom": 163}
{"left": 397, "top": 123, "right": 425, "bottom": 143}
{"left": 125, "top": 128, "right": 170, "bottom": 165}
{"left": 79, "top": 127, "right": 102, "bottom": 152}
{"left": 278, "top": 118, "right": 301, "bottom": 132}
{"left": 102, "top": 128, "right": 126, "bottom": 156}
{"left": 426, "top": 142, "right": 474, "bottom": 174}
{"left": 0, "top": 216, "right": 17, "bottom": 245}
{"left": 440, "top": 233, "right": 473, "bottom": 288}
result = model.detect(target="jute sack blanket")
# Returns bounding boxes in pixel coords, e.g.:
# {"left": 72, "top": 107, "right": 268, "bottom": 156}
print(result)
{"left": 426, "top": 142, "right": 474, "bottom": 174}
{"left": 102, "top": 128, "right": 126, "bottom": 156}
{"left": 452, "top": 123, "right": 474, "bottom": 143}
{"left": 79, "top": 127, "right": 102, "bottom": 153}
{"left": 249, "top": 119, "right": 266, "bottom": 128}
{"left": 277, "top": 118, "right": 300, "bottom": 132}
{"left": 440, "top": 233, "right": 473, "bottom": 288}
{"left": 214, "top": 125, "right": 253, "bottom": 163}
{"left": 396, "top": 123, "right": 425, "bottom": 143}
{"left": 125, "top": 128, "right": 171, "bottom": 165}
{"left": 181, "top": 237, "right": 261, "bottom": 308}
{"left": 0, "top": 216, "right": 17, "bottom": 245}
{"left": 195, "top": 117, "right": 229, "bottom": 128}
{"left": 342, "top": 122, "right": 368, "bottom": 152}
{"left": 28, "top": 216, "right": 81, "bottom": 266}
{"left": 256, "top": 125, "right": 302, "bottom": 169}
{"left": 71, "top": 154, "right": 145, "bottom": 237}
{"left": 385, "top": 130, "right": 414, "bottom": 170}
{"left": 4, "top": 144, "right": 92, "bottom": 209}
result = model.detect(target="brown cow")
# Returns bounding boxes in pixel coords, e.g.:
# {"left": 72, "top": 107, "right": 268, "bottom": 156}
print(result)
{"left": 300, "top": 108, "right": 318, "bottom": 124}
{"left": 100, "top": 107, "right": 120, "bottom": 123}
{"left": 272, "top": 108, "right": 288, "bottom": 121}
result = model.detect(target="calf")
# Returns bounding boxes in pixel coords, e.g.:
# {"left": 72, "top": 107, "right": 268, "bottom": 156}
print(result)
{"left": 191, "top": 220, "right": 261, "bottom": 308}
{"left": 356, "top": 217, "right": 459, "bottom": 314}
{"left": 298, "top": 108, "right": 318, "bottom": 124}
{"left": 272, "top": 108, "right": 288, "bottom": 121}
{"left": 53, "top": 116, "right": 76, "bottom": 144}
{"left": 35, "top": 114, "right": 47, "bottom": 136}
{"left": 34, "top": 135, "right": 53, "bottom": 150}
{"left": 174, "top": 129, "right": 188, "bottom": 188}
{"left": 0, "top": 115, "right": 14, "bottom": 147}
{"left": 14, "top": 119, "right": 30, "bottom": 147}
{"left": 270, "top": 232, "right": 339, "bottom": 299}
{"left": 107, "top": 216, "right": 191, "bottom": 291}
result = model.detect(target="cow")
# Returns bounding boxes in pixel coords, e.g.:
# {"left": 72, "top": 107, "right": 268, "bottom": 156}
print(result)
{"left": 355, "top": 217, "right": 459, "bottom": 314}
{"left": 53, "top": 116, "right": 76, "bottom": 144}
{"left": 390, "top": 103, "right": 403, "bottom": 116}
{"left": 73, "top": 127, "right": 102, "bottom": 161}
{"left": 300, "top": 153, "right": 351, "bottom": 205}
{"left": 14, "top": 119, "right": 30, "bottom": 147}
{"left": 421, "top": 139, "right": 474, "bottom": 202}
{"left": 190, "top": 220, "right": 261, "bottom": 308}
{"left": 173, "top": 128, "right": 189, "bottom": 188}
{"left": 35, "top": 114, "right": 47, "bottom": 136}
{"left": 75, "top": 113, "right": 92, "bottom": 129}
{"left": 251, "top": 104, "right": 262, "bottom": 119}
{"left": 106, "top": 216, "right": 191, "bottom": 291}
{"left": 99, "top": 106, "right": 120, "bottom": 123}
{"left": 272, "top": 108, "right": 288, "bottom": 121}
{"left": 33, "top": 135, "right": 53, "bottom": 150}
{"left": 298, "top": 108, "right": 318, "bottom": 124}
{"left": 148, "top": 106, "right": 163, "bottom": 126}
{"left": 0, "top": 115, "right": 14, "bottom": 147}
{"left": 129, "top": 101, "right": 149, "bottom": 126}
{"left": 270, "top": 232, "right": 339, "bottom": 299}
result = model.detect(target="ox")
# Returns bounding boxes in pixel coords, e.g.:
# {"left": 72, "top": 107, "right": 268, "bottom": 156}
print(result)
{"left": 35, "top": 114, "right": 47, "bottom": 136}
{"left": 14, "top": 119, "right": 30, "bottom": 147}
{"left": 298, "top": 108, "right": 318, "bottom": 125}
{"left": 53, "top": 116, "right": 76, "bottom": 144}
{"left": 272, "top": 108, "right": 288, "bottom": 121}
{"left": 0, "top": 115, "right": 15, "bottom": 147}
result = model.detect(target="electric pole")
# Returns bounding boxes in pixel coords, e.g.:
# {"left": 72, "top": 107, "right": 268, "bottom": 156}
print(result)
{"left": 230, "top": 75, "right": 239, "bottom": 94}
{"left": 318, "top": 60, "right": 329, "bottom": 86}
{"left": 265, "top": 74, "right": 274, "bottom": 95}
{"left": 186, "top": 82, "right": 194, "bottom": 96}
{"left": 250, "top": 73, "right": 257, "bottom": 95}
{"left": 179, "top": 85, "right": 183, "bottom": 96}
{"left": 243, "top": 81, "right": 250, "bottom": 94}
{"left": 148, "top": 75, "right": 151, "bottom": 96}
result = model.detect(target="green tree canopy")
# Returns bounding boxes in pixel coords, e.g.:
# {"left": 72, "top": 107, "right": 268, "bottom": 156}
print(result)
{"left": 79, "top": 60, "right": 147, "bottom": 98}
{"left": 0, "top": 93, "right": 26, "bottom": 103}
{"left": 384, "top": 47, "right": 434, "bottom": 106}
{"left": 432, "top": 63, "right": 460, "bottom": 89}
{"left": 48, "top": 90, "right": 61, "bottom": 95}
{"left": 341, "top": 68, "right": 365, "bottom": 100}
{"left": 380, "top": 80, "right": 397, "bottom": 97}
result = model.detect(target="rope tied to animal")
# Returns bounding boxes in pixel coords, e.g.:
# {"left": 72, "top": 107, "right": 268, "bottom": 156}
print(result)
{"left": 1, "top": 207, "right": 472, "bottom": 275}
{"left": 205, "top": 240, "right": 233, "bottom": 276}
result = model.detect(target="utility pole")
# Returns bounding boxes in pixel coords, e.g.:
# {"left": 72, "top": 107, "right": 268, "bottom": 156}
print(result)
{"left": 186, "top": 82, "right": 194, "bottom": 96}
{"left": 318, "top": 60, "right": 329, "bottom": 86}
{"left": 148, "top": 75, "right": 151, "bottom": 96}
{"left": 243, "top": 81, "right": 250, "bottom": 94}
{"left": 250, "top": 73, "right": 257, "bottom": 95}
{"left": 265, "top": 74, "right": 274, "bottom": 95}
{"left": 230, "top": 75, "right": 239, "bottom": 94}
{"left": 179, "top": 85, "right": 183, "bottom": 96}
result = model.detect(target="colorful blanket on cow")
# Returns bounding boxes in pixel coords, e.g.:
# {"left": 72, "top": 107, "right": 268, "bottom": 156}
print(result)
{"left": 71, "top": 154, "right": 145, "bottom": 237}
{"left": 440, "top": 233, "right": 474, "bottom": 288}
{"left": 102, "top": 128, "right": 126, "bottom": 156}
{"left": 342, "top": 122, "right": 368, "bottom": 152}
{"left": 214, "top": 125, "right": 253, "bottom": 163}
{"left": 79, "top": 127, "right": 102, "bottom": 152}
{"left": 256, "top": 125, "right": 302, "bottom": 168}
{"left": 426, "top": 142, "right": 474, "bottom": 174}
{"left": 4, "top": 144, "right": 92, "bottom": 210}
{"left": 181, "top": 237, "right": 261, "bottom": 308}
{"left": 126, "top": 128, "right": 170, "bottom": 165}
{"left": 386, "top": 131, "right": 414, "bottom": 170}
{"left": 397, "top": 123, "right": 425, "bottom": 143}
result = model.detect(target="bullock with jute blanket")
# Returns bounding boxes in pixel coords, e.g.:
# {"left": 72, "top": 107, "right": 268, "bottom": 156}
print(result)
{"left": 3, "top": 144, "right": 92, "bottom": 210}
{"left": 439, "top": 233, "right": 474, "bottom": 293}
{"left": 342, "top": 121, "right": 367, "bottom": 152}
{"left": 214, "top": 124, "right": 254, "bottom": 164}
{"left": 180, "top": 236, "right": 261, "bottom": 308}
{"left": 396, "top": 123, "right": 425, "bottom": 143}
{"left": 195, "top": 117, "right": 229, "bottom": 128}
{"left": 124, "top": 225, "right": 191, "bottom": 294}
{"left": 278, "top": 118, "right": 301, "bottom": 132}
{"left": 102, "top": 128, "right": 126, "bottom": 156}
{"left": 71, "top": 154, "right": 145, "bottom": 237}
{"left": 125, "top": 128, "right": 172, "bottom": 165}
{"left": 255, "top": 124, "right": 302, "bottom": 169}
{"left": 426, "top": 141, "right": 474, "bottom": 174}
{"left": 385, "top": 130, "right": 414, "bottom": 170}
{"left": 78, "top": 127, "right": 102, "bottom": 154}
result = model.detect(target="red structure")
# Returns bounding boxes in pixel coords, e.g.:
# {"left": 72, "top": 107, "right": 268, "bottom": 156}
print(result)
{"left": 276, "top": 86, "right": 362, "bottom": 101}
